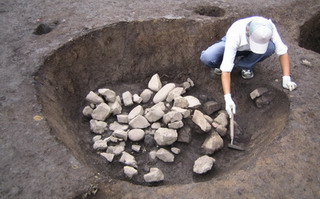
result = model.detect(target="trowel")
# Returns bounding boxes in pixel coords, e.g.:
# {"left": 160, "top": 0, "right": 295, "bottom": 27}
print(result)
{"left": 228, "top": 108, "right": 245, "bottom": 151}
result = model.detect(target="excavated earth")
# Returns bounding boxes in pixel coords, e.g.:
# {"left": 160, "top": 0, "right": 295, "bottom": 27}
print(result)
{"left": 1, "top": 0, "right": 320, "bottom": 198}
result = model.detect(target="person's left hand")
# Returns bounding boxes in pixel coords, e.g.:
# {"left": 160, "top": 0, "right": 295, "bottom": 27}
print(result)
{"left": 282, "top": 76, "right": 297, "bottom": 91}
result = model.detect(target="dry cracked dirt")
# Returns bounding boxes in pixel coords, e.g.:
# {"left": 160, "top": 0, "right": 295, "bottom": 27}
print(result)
{"left": 1, "top": 0, "right": 320, "bottom": 198}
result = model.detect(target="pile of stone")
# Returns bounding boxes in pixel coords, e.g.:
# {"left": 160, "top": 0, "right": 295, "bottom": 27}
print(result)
{"left": 82, "top": 73, "right": 231, "bottom": 182}
{"left": 250, "top": 87, "right": 274, "bottom": 108}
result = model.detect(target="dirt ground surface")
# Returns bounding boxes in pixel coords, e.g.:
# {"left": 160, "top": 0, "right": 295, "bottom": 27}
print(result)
{"left": 1, "top": 0, "right": 320, "bottom": 198}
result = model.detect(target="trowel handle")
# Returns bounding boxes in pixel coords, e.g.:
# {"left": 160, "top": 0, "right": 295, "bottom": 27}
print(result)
{"left": 230, "top": 107, "right": 234, "bottom": 145}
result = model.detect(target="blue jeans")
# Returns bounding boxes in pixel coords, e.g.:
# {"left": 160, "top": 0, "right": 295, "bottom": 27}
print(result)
{"left": 200, "top": 37, "right": 276, "bottom": 70}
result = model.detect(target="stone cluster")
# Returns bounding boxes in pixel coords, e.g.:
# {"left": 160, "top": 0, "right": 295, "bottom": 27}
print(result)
{"left": 82, "top": 73, "right": 231, "bottom": 181}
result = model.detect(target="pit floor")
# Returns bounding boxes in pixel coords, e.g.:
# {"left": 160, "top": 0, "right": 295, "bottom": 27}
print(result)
{"left": 1, "top": 0, "right": 320, "bottom": 198}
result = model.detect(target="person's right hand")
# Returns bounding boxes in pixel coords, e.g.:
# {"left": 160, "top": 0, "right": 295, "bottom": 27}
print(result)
{"left": 224, "top": 94, "right": 236, "bottom": 118}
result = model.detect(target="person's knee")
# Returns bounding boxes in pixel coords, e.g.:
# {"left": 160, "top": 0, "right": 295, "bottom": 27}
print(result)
{"left": 200, "top": 51, "right": 219, "bottom": 68}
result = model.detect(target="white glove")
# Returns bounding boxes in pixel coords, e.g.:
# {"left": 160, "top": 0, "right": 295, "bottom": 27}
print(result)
{"left": 224, "top": 94, "right": 236, "bottom": 118}
{"left": 282, "top": 76, "right": 297, "bottom": 91}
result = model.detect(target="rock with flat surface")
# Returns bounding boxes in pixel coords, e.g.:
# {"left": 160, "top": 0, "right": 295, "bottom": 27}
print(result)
{"left": 213, "top": 111, "right": 228, "bottom": 127}
{"left": 151, "top": 122, "right": 161, "bottom": 129}
{"left": 100, "top": 152, "right": 114, "bottom": 162}
{"left": 163, "top": 111, "right": 183, "bottom": 124}
{"left": 112, "top": 129, "right": 128, "bottom": 141}
{"left": 131, "top": 145, "right": 141, "bottom": 152}
{"left": 145, "top": 109, "right": 165, "bottom": 122}
{"left": 129, "top": 115, "right": 150, "bottom": 129}
{"left": 166, "top": 87, "right": 184, "bottom": 102}
{"left": 85, "top": 91, "right": 104, "bottom": 104}
{"left": 171, "top": 147, "right": 181, "bottom": 154}
{"left": 128, "top": 105, "right": 144, "bottom": 121}
{"left": 153, "top": 83, "right": 176, "bottom": 103}
{"left": 133, "top": 94, "right": 143, "bottom": 103}
{"left": 117, "top": 114, "right": 129, "bottom": 124}
{"left": 82, "top": 106, "right": 93, "bottom": 117}
{"left": 93, "top": 140, "right": 108, "bottom": 150}
{"left": 140, "top": 89, "right": 153, "bottom": 103}
{"left": 154, "top": 128, "right": 178, "bottom": 146}
{"left": 173, "top": 96, "right": 189, "bottom": 108}
{"left": 148, "top": 73, "right": 162, "bottom": 92}
{"left": 91, "top": 103, "right": 112, "bottom": 121}
{"left": 90, "top": 119, "right": 107, "bottom": 134}
{"left": 109, "top": 121, "right": 129, "bottom": 131}
{"left": 119, "top": 151, "right": 137, "bottom": 168}
{"left": 192, "top": 110, "right": 212, "bottom": 132}
{"left": 177, "top": 126, "right": 192, "bottom": 143}
{"left": 109, "top": 100, "right": 122, "bottom": 115}
{"left": 150, "top": 102, "right": 166, "bottom": 112}
{"left": 201, "top": 131, "right": 223, "bottom": 154}
{"left": 107, "top": 145, "right": 125, "bottom": 155}
{"left": 184, "top": 96, "right": 201, "bottom": 108}
{"left": 122, "top": 91, "right": 133, "bottom": 106}
{"left": 193, "top": 155, "right": 215, "bottom": 174}
{"left": 168, "top": 121, "right": 184, "bottom": 129}
{"left": 98, "top": 88, "right": 116, "bottom": 103}
{"left": 156, "top": 148, "right": 175, "bottom": 162}
{"left": 250, "top": 87, "right": 268, "bottom": 100}
{"left": 128, "top": 129, "right": 145, "bottom": 141}
{"left": 171, "top": 107, "right": 190, "bottom": 118}
{"left": 203, "top": 101, "right": 221, "bottom": 115}
{"left": 124, "top": 166, "right": 138, "bottom": 178}
{"left": 144, "top": 168, "right": 164, "bottom": 182}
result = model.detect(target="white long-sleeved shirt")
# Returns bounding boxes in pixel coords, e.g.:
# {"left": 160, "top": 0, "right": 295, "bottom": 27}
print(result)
{"left": 220, "top": 16, "right": 288, "bottom": 72}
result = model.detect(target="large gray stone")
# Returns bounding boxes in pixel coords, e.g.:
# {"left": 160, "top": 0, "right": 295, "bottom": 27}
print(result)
{"left": 213, "top": 111, "right": 228, "bottom": 127}
{"left": 171, "top": 107, "right": 190, "bottom": 118}
{"left": 93, "top": 140, "right": 108, "bottom": 150}
{"left": 109, "top": 100, "right": 122, "bottom": 115}
{"left": 91, "top": 103, "right": 111, "bottom": 121}
{"left": 128, "top": 129, "right": 145, "bottom": 141}
{"left": 82, "top": 106, "right": 93, "bottom": 117}
{"left": 90, "top": 119, "right": 107, "bottom": 134}
{"left": 156, "top": 148, "right": 175, "bottom": 162}
{"left": 140, "top": 89, "right": 153, "bottom": 103}
{"left": 112, "top": 129, "right": 128, "bottom": 141}
{"left": 184, "top": 96, "right": 201, "bottom": 108}
{"left": 177, "top": 126, "right": 192, "bottom": 143}
{"left": 250, "top": 87, "right": 268, "bottom": 100}
{"left": 145, "top": 109, "right": 165, "bottom": 122}
{"left": 107, "top": 145, "right": 125, "bottom": 156}
{"left": 133, "top": 94, "right": 143, "bottom": 103}
{"left": 192, "top": 110, "right": 212, "bottom": 132}
{"left": 166, "top": 87, "right": 184, "bottom": 102}
{"left": 201, "top": 131, "right": 223, "bottom": 154}
{"left": 163, "top": 111, "right": 183, "bottom": 124}
{"left": 124, "top": 166, "right": 138, "bottom": 179}
{"left": 128, "top": 105, "right": 144, "bottom": 121}
{"left": 117, "top": 114, "right": 129, "bottom": 124}
{"left": 154, "top": 128, "right": 178, "bottom": 146}
{"left": 98, "top": 88, "right": 116, "bottom": 103}
{"left": 119, "top": 151, "right": 137, "bottom": 168}
{"left": 173, "top": 96, "right": 189, "bottom": 108}
{"left": 85, "top": 91, "right": 104, "bottom": 104}
{"left": 203, "top": 101, "right": 221, "bottom": 115}
{"left": 100, "top": 152, "right": 114, "bottom": 162}
{"left": 148, "top": 73, "right": 162, "bottom": 92}
{"left": 168, "top": 121, "right": 184, "bottom": 129}
{"left": 144, "top": 168, "right": 164, "bottom": 182}
{"left": 193, "top": 155, "right": 215, "bottom": 174}
{"left": 109, "top": 121, "right": 129, "bottom": 131}
{"left": 129, "top": 115, "right": 150, "bottom": 129}
{"left": 153, "top": 83, "right": 176, "bottom": 103}
{"left": 122, "top": 91, "right": 133, "bottom": 106}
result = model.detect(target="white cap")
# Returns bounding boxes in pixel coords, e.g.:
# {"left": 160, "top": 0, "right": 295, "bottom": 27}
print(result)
{"left": 248, "top": 18, "right": 273, "bottom": 54}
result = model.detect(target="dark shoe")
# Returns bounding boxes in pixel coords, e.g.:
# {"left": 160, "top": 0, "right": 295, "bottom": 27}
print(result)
{"left": 241, "top": 69, "right": 254, "bottom": 79}
{"left": 210, "top": 68, "right": 222, "bottom": 78}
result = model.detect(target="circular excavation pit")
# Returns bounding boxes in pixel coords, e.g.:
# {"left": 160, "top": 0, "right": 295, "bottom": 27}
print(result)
{"left": 35, "top": 18, "right": 290, "bottom": 186}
